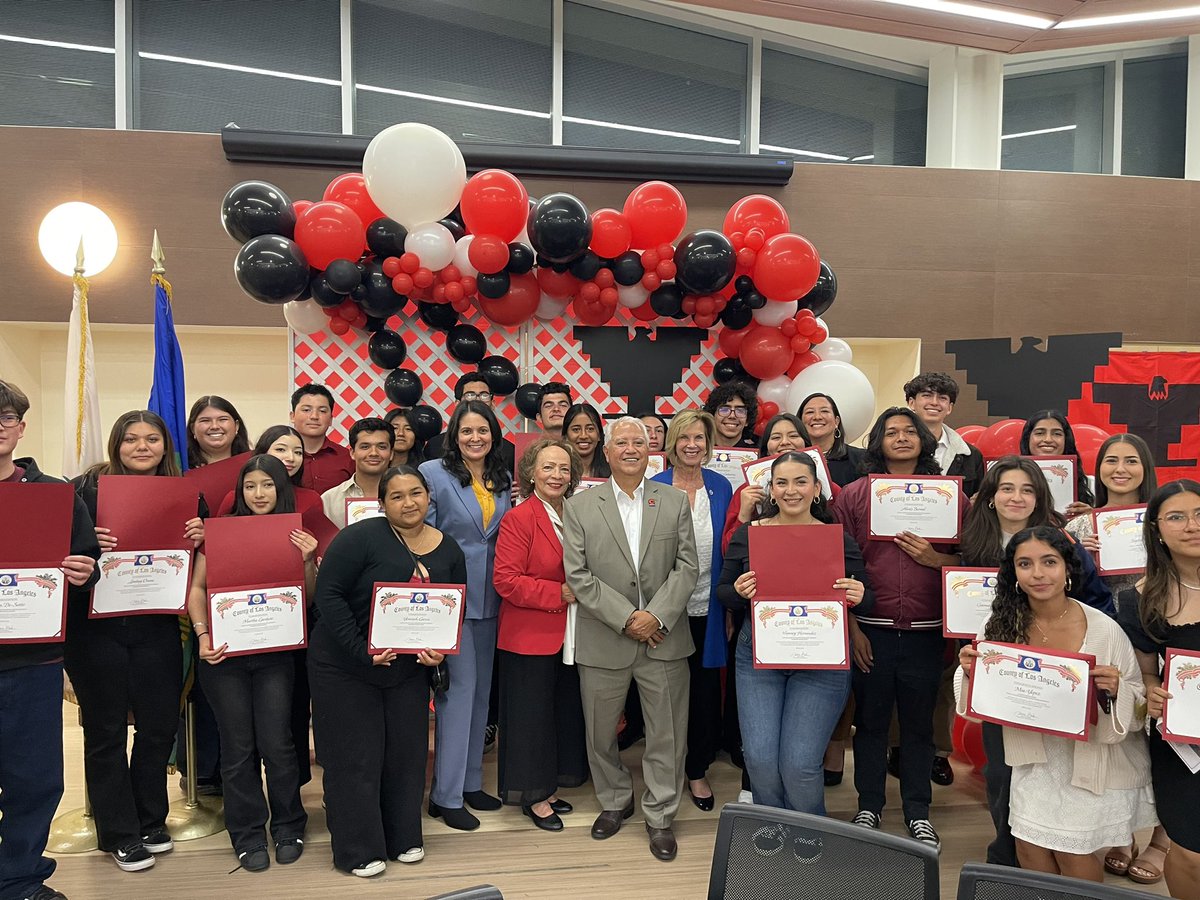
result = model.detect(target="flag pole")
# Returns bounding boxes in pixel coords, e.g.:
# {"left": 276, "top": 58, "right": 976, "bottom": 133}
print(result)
{"left": 46, "top": 704, "right": 99, "bottom": 854}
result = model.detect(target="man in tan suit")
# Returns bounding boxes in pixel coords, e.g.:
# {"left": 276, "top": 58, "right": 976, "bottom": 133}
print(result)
{"left": 563, "top": 416, "right": 698, "bottom": 862}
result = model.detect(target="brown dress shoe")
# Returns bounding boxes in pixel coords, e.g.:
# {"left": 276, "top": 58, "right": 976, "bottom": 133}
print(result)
{"left": 646, "top": 824, "right": 677, "bottom": 861}
{"left": 590, "top": 804, "right": 634, "bottom": 840}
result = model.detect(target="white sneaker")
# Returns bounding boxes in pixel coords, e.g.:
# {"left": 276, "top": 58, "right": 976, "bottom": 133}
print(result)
{"left": 396, "top": 846, "right": 425, "bottom": 863}
{"left": 351, "top": 859, "right": 386, "bottom": 878}
{"left": 852, "top": 810, "right": 881, "bottom": 829}
{"left": 906, "top": 818, "right": 941, "bottom": 850}
{"left": 737, "top": 789, "right": 754, "bottom": 804}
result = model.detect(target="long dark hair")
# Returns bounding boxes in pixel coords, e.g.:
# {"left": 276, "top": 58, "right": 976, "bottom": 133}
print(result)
{"left": 252, "top": 425, "right": 305, "bottom": 486}
{"left": 757, "top": 413, "right": 811, "bottom": 458}
{"left": 385, "top": 407, "right": 427, "bottom": 465}
{"left": 858, "top": 407, "right": 940, "bottom": 476}
{"left": 798, "top": 392, "right": 849, "bottom": 460}
{"left": 1019, "top": 410, "right": 1095, "bottom": 506}
{"left": 440, "top": 400, "right": 512, "bottom": 492}
{"left": 752, "top": 451, "right": 833, "bottom": 524}
{"left": 231, "top": 454, "right": 296, "bottom": 516}
{"left": 379, "top": 464, "right": 429, "bottom": 502}
{"left": 985, "top": 525, "right": 1083, "bottom": 644}
{"left": 1138, "top": 480, "right": 1200, "bottom": 641}
{"left": 1094, "top": 433, "right": 1157, "bottom": 507}
{"left": 960, "top": 456, "right": 1065, "bottom": 566}
{"left": 563, "top": 402, "right": 611, "bottom": 479}
{"left": 187, "top": 395, "right": 251, "bottom": 469}
{"left": 87, "top": 410, "right": 182, "bottom": 479}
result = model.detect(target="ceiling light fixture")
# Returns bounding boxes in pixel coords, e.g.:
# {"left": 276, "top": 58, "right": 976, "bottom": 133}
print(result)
{"left": 760, "top": 142, "right": 850, "bottom": 161}
{"left": 1054, "top": 5, "right": 1200, "bottom": 28}
{"left": 867, "top": 0, "right": 1054, "bottom": 29}
{"left": 358, "top": 83, "right": 550, "bottom": 119}
{"left": 138, "top": 51, "right": 339, "bottom": 86}
{"left": 0, "top": 33, "right": 114, "bottom": 53}
{"left": 565, "top": 116, "right": 740, "bottom": 145}
{"left": 1001, "top": 124, "right": 1077, "bottom": 140}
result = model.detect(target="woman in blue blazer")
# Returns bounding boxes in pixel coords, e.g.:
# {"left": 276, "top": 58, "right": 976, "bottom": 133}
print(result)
{"left": 650, "top": 409, "right": 732, "bottom": 811}
{"left": 419, "top": 400, "right": 513, "bottom": 831}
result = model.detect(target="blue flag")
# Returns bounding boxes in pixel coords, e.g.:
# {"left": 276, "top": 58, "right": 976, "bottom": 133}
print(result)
{"left": 148, "top": 278, "right": 188, "bottom": 472}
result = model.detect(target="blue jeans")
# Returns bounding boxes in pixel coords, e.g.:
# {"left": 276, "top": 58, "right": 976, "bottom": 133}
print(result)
{"left": 735, "top": 623, "right": 850, "bottom": 814}
{"left": 0, "top": 662, "right": 64, "bottom": 900}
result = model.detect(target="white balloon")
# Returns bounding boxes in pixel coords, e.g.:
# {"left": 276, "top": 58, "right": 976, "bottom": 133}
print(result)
{"left": 452, "top": 235, "right": 477, "bottom": 277}
{"left": 404, "top": 222, "right": 456, "bottom": 271}
{"left": 756, "top": 375, "right": 792, "bottom": 408}
{"left": 362, "top": 123, "right": 466, "bottom": 229}
{"left": 784, "top": 361, "right": 876, "bottom": 443}
{"left": 282, "top": 299, "right": 328, "bottom": 335}
{"left": 815, "top": 337, "right": 853, "bottom": 364}
{"left": 535, "top": 293, "right": 569, "bottom": 321}
{"left": 617, "top": 283, "right": 649, "bottom": 308}
{"left": 752, "top": 299, "right": 798, "bottom": 327}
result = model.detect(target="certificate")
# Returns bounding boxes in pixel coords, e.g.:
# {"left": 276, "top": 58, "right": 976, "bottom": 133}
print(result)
{"left": 574, "top": 478, "right": 607, "bottom": 493}
{"left": 1160, "top": 648, "right": 1200, "bottom": 744}
{"left": 209, "top": 584, "right": 306, "bottom": 656}
{"left": 91, "top": 549, "right": 193, "bottom": 617}
{"left": 0, "top": 568, "right": 67, "bottom": 644}
{"left": 751, "top": 599, "right": 848, "bottom": 669}
{"left": 867, "top": 475, "right": 963, "bottom": 541}
{"left": 709, "top": 447, "right": 759, "bottom": 489}
{"left": 986, "top": 456, "right": 1076, "bottom": 515}
{"left": 646, "top": 453, "right": 666, "bottom": 478}
{"left": 0, "top": 482, "right": 73, "bottom": 644}
{"left": 966, "top": 640, "right": 1095, "bottom": 741}
{"left": 942, "top": 567, "right": 999, "bottom": 639}
{"left": 1093, "top": 505, "right": 1149, "bottom": 576}
{"left": 741, "top": 449, "right": 834, "bottom": 501}
{"left": 368, "top": 582, "right": 465, "bottom": 654}
{"left": 749, "top": 523, "right": 845, "bottom": 598}
{"left": 346, "top": 498, "right": 384, "bottom": 525}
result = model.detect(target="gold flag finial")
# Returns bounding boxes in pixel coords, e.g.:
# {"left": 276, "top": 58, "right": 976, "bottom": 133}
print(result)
{"left": 151, "top": 230, "right": 166, "bottom": 275}
{"left": 74, "top": 237, "right": 86, "bottom": 276}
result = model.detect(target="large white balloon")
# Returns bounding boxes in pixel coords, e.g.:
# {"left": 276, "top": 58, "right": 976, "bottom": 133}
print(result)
{"left": 362, "top": 123, "right": 466, "bottom": 229}
{"left": 752, "top": 298, "right": 798, "bottom": 327}
{"left": 815, "top": 337, "right": 853, "bottom": 364}
{"left": 535, "top": 293, "right": 569, "bottom": 321}
{"left": 756, "top": 374, "right": 792, "bottom": 408}
{"left": 404, "top": 222, "right": 455, "bottom": 271}
{"left": 784, "top": 361, "right": 876, "bottom": 443}
{"left": 617, "top": 283, "right": 649, "bottom": 308}
{"left": 452, "top": 235, "right": 477, "bottom": 277}
{"left": 282, "top": 299, "right": 328, "bottom": 335}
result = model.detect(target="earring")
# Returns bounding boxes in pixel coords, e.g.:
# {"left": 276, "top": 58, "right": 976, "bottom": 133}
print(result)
{"left": 988, "top": 501, "right": 995, "bottom": 509}
{"left": 1065, "top": 577, "right": 1073, "bottom": 592}
{"left": 834, "top": 428, "right": 842, "bottom": 440}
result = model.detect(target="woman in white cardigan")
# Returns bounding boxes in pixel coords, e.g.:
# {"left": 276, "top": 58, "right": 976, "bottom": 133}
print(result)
{"left": 958, "top": 525, "right": 1155, "bottom": 883}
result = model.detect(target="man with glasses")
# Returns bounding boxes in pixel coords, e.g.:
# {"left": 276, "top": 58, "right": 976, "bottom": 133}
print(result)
{"left": 423, "top": 373, "right": 515, "bottom": 470}
{"left": 0, "top": 380, "right": 100, "bottom": 900}
{"left": 703, "top": 383, "right": 759, "bottom": 449}
{"left": 535, "top": 382, "right": 573, "bottom": 439}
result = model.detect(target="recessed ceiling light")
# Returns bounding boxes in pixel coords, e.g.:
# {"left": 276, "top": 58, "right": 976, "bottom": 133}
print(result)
{"left": 1001, "top": 124, "right": 1077, "bottom": 140}
{"left": 868, "top": 0, "right": 1054, "bottom": 29}
{"left": 1055, "top": 5, "right": 1200, "bottom": 28}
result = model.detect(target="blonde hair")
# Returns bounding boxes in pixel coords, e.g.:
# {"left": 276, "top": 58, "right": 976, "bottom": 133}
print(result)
{"left": 664, "top": 409, "right": 715, "bottom": 468}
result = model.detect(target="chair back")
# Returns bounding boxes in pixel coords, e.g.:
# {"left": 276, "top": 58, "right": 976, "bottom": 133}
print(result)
{"left": 427, "top": 886, "right": 503, "bottom": 900}
{"left": 957, "top": 862, "right": 1164, "bottom": 900}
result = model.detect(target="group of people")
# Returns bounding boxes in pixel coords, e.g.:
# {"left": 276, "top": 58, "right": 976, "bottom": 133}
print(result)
{"left": 3, "top": 366, "right": 1200, "bottom": 900}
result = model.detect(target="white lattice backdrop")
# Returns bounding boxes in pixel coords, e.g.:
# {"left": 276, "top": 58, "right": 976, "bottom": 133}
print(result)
{"left": 291, "top": 306, "right": 720, "bottom": 443}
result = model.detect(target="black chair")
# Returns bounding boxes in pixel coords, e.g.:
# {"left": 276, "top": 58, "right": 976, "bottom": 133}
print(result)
{"left": 957, "top": 862, "right": 1165, "bottom": 899}
{"left": 708, "top": 803, "right": 939, "bottom": 900}
{"left": 427, "top": 887, "right": 503, "bottom": 900}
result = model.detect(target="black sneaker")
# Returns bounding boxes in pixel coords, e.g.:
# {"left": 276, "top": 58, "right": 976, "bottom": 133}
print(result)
{"left": 275, "top": 837, "right": 304, "bottom": 865}
{"left": 483, "top": 723, "right": 498, "bottom": 753}
{"left": 237, "top": 847, "right": 270, "bottom": 872}
{"left": 852, "top": 810, "right": 881, "bottom": 830}
{"left": 906, "top": 818, "right": 941, "bottom": 850}
{"left": 112, "top": 843, "right": 155, "bottom": 872}
{"left": 751, "top": 824, "right": 788, "bottom": 857}
{"left": 24, "top": 887, "right": 68, "bottom": 900}
{"left": 141, "top": 830, "right": 173, "bottom": 854}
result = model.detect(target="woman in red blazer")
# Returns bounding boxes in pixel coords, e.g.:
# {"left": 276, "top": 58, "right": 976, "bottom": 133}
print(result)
{"left": 494, "top": 438, "right": 590, "bottom": 832}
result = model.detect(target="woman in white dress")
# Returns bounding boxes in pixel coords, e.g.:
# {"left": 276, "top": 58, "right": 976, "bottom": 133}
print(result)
{"left": 958, "top": 525, "right": 1155, "bottom": 882}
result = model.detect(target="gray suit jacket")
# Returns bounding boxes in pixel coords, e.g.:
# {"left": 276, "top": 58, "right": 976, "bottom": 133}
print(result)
{"left": 562, "top": 478, "right": 698, "bottom": 669}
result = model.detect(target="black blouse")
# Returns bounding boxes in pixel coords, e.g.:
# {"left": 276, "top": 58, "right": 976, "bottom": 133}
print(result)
{"left": 1118, "top": 586, "right": 1200, "bottom": 658}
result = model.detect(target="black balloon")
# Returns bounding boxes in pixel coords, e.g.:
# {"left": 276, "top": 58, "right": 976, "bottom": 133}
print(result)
{"left": 409, "top": 404, "right": 443, "bottom": 441}
{"left": 674, "top": 230, "right": 735, "bottom": 295}
{"left": 797, "top": 259, "right": 838, "bottom": 317}
{"left": 417, "top": 301, "right": 458, "bottom": 331}
{"left": 568, "top": 251, "right": 601, "bottom": 281}
{"left": 438, "top": 217, "right": 466, "bottom": 242}
{"left": 527, "top": 193, "right": 592, "bottom": 264}
{"left": 505, "top": 243, "right": 534, "bottom": 274}
{"left": 477, "top": 355, "right": 519, "bottom": 396}
{"left": 476, "top": 271, "right": 510, "bottom": 300}
{"left": 384, "top": 368, "right": 422, "bottom": 407}
{"left": 713, "top": 358, "right": 741, "bottom": 386}
{"left": 368, "top": 329, "right": 408, "bottom": 369}
{"left": 309, "top": 273, "right": 343, "bottom": 307}
{"left": 649, "top": 284, "right": 684, "bottom": 318}
{"left": 720, "top": 299, "right": 753, "bottom": 330}
{"left": 221, "top": 181, "right": 295, "bottom": 243}
{"left": 447, "top": 324, "right": 487, "bottom": 364}
{"left": 734, "top": 274, "right": 755, "bottom": 294}
{"left": 233, "top": 235, "right": 310, "bottom": 305}
{"left": 357, "top": 263, "right": 407, "bottom": 318}
{"left": 611, "top": 251, "right": 644, "bottom": 287}
{"left": 363, "top": 314, "right": 389, "bottom": 333}
{"left": 324, "top": 259, "right": 361, "bottom": 294}
{"left": 743, "top": 290, "right": 767, "bottom": 310}
{"left": 513, "top": 382, "right": 542, "bottom": 419}
{"left": 365, "top": 218, "right": 408, "bottom": 259}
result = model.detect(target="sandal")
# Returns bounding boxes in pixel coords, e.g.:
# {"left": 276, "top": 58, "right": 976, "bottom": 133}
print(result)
{"left": 1104, "top": 840, "right": 1137, "bottom": 876}
{"left": 1129, "top": 839, "right": 1170, "bottom": 885}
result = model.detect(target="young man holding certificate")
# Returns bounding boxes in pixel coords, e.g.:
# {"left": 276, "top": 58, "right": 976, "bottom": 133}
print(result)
{"left": 321, "top": 418, "right": 394, "bottom": 530}
{"left": 0, "top": 380, "right": 99, "bottom": 900}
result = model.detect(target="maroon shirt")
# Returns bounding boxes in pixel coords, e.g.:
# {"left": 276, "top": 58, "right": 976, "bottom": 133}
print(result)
{"left": 299, "top": 438, "right": 353, "bottom": 495}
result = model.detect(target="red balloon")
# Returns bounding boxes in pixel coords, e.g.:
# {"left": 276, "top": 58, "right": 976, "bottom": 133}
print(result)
{"left": 957, "top": 424, "right": 986, "bottom": 447}
{"left": 975, "top": 419, "right": 1024, "bottom": 458}
{"left": 723, "top": 195, "right": 790, "bottom": 241}
{"left": 718, "top": 324, "right": 753, "bottom": 359}
{"left": 461, "top": 275, "right": 477, "bottom": 296}
{"left": 810, "top": 325, "right": 828, "bottom": 345}
{"left": 623, "top": 182, "right": 687, "bottom": 248}
{"left": 329, "top": 316, "right": 350, "bottom": 336}
{"left": 460, "top": 169, "right": 529, "bottom": 242}
{"left": 479, "top": 271, "right": 539, "bottom": 327}
{"left": 440, "top": 265, "right": 461, "bottom": 284}
{"left": 759, "top": 401, "right": 780, "bottom": 420}
{"left": 572, "top": 297, "right": 615, "bottom": 326}
{"left": 599, "top": 286, "right": 619, "bottom": 306}
{"left": 789, "top": 335, "right": 811, "bottom": 354}
{"left": 293, "top": 201, "right": 364, "bottom": 270}
{"left": 952, "top": 715, "right": 987, "bottom": 771}
{"left": 292, "top": 199, "right": 313, "bottom": 218}
{"left": 579, "top": 282, "right": 601, "bottom": 303}
{"left": 590, "top": 209, "right": 633, "bottom": 258}
{"left": 787, "top": 350, "right": 821, "bottom": 379}
{"left": 641, "top": 249, "right": 660, "bottom": 269}
{"left": 391, "top": 273, "right": 414, "bottom": 295}
{"left": 323, "top": 173, "right": 384, "bottom": 231}
{"left": 382, "top": 256, "right": 402, "bottom": 278}
{"left": 752, "top": 233, "right": 821, "bottom": 302}
{"left": 779, "top": 318, "right": 798, "bottom": 338}
{"left": 413, "top": 267, "right": 434, "bottom": 289}
{"left": 594, "top": 268, "right": 615, "bottom": 289}
{"left": 399, "top": 252, "right": 420, "bottom": 274}
{"left": 468, "top": 234, "right": 509, "bottom": 274}
{"left": 641, "top": 272, "right": 661, "bottom": 292}
{"left": 1072, "top": 423, "right": 1112, "bottom": 472}
{"left": 537, "top": 267, "right": 579, "bottom": 299}
{"left": 444, "top": 282, "right": 464, "bottom": 303}
{"left": 631, "top": 301, "right": 658, "bottom": 322}
{"left": 739, "top": 326, "right": 793, "bottom": 380}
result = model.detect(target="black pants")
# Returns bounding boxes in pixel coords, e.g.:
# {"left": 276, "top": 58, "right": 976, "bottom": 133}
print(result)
{"left": 982, "top": 722, "right": 1017, "bottom": 865}
{"left": 851, "top": 626, "right": 944, "bottom": 821}
{"left": 65, "top": 614, "right": 182, "bottom": 851}
{"left": 309, "top": 648, "right": 429, "bottom": 872}
{"left": 686, "top": 614, "right": 723, "bottom": 781}
{"left": 200, "top": 652, "right": 306, "bottom": 853}
{"left": 290, "top": 649, "right": 312, "bottom": 786}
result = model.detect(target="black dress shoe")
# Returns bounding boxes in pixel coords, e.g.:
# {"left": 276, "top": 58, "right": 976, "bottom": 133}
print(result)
{"left": 886, "top": 748, "right": 901, "bottom": 778}
{"left": 463, "top": 790, "right": 502, "bottom": 811}
{"left": 931, "top": 756, "right": 955, "bottom": 786}
{"left": 523, "top": 805, "right": 564, "bottom": 832}
{"left": 591, "top": 804, "right": 635, "bottom": 839}
{"left": 823, "top": 769, "right": 843, "bottom": 787}
{"left": 688, "top": 784, "right": 715, "bottom": 812}
{"left": 646, "top": 825, "right": 677, "bottom": 861}
{"left": 428, "top": 801, "right": 480, "bottom": 831}
{"left": 549, "top": 798, "right": 573, "bottom": 814}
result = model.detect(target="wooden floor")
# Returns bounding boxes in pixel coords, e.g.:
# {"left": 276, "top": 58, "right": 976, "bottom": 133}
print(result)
{"left": 46, "top": 706, "right": 1171, "bottom": 900}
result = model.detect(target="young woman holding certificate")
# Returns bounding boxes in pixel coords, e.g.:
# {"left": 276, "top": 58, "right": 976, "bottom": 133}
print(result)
{"left": 959, "top": 526, "right": 1153, "bottom": 884}
{"left": 68, "top": 411, "right": 204, "bottom": 872}
{"left": 1020, "top": 410, "right": 1095, "bottom": 517}
{"left": 310, "top": 465, "right": 463, "bottom": 877}
{"left": 1119, "top": 480, "right": 1200, "bottom": 899}
{"left": 215, "top": 425, "right": 323, "bottom": 516}
{"left": 717, "top": 452, "right": 870, "bottom": 827}
{"left": 187, "top": 455, "right": 315, "bottom": 872}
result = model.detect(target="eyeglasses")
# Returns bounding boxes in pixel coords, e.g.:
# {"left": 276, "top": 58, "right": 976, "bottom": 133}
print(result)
{"left": 0, "top": 414, "right": 22, "bottom": 428}
{"left": 462, "top": 391, "right": 492, "bottom": 402}
{"left": 716, "top": 406, "right": 748, "bottom": 419}
{"left": 1159, "top": 512, "right": 1200, "bottom": 529}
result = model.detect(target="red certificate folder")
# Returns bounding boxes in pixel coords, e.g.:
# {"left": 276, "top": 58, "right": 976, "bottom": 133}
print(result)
{"left": 97, "top": 475, "right": 199, "bottom": 549}
{"left": 749, "top": 523, "right": 845, "bottom": 599}
{"left": 184, "top": 451, "right": 253, "bottom": 511}
{"left": 205, "top": 514, "right": 305, "bottom": 590}
{"left": 0, "top": 482, "right": 73, "bottom": 565}
{"left": 511, "top": 431, "right": 542, "bottom": 476}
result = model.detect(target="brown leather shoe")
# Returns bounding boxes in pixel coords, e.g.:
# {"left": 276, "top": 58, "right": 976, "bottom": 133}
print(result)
{"left": 590, "top": 804, "right": 634, "bottom": 840}
{"left": 646, "top": 824, "right": 677, "bottom": 861}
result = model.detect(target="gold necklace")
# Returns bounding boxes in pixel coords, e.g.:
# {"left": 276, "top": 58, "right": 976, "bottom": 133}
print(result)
{"left": 1032, "top": 603, "right": 1071, "bottom": 643}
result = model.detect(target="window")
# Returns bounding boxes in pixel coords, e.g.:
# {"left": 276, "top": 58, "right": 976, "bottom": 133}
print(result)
{"left": 1002, "top": 66, "right": 1108, "bottom": 174}
{"left": 135, "top": 0, "right": 341, "bottom": 134}
{"left": 563, "top": 3, "right": 747, "bottom": 152}
{"left": 1122, "top": 55, "right": 1186, "bottom": 179}
{"left": 354, "top": 0, "right": 551, "bottom": 143}
{"left": 0, "top": 0, "right": 114, "bottom": 128}
{"left": 760, "top": 47, "right": 926, "bottom": 166}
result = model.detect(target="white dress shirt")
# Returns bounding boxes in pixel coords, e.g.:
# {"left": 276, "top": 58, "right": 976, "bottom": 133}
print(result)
{"left": 320, "top": 475, "right": 364, "bottom": 529}
{"left": 933, "top": 427, "right": 953, "bottom": 475}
